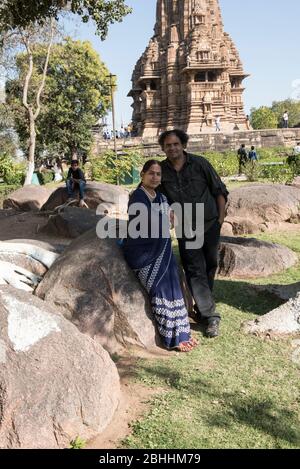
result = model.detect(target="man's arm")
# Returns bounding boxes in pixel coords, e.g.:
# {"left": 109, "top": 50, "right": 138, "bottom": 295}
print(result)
{"left": 217, "top": 194, "right": 226, "bottom": 226}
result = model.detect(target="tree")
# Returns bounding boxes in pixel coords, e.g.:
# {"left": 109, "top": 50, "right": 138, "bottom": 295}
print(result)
{"left": 6, "top": 38, "right": 113, "bottom": 162}
{"left": 250, "top": 106, "right": 278, "bottom": 130}
{"left": 271, "top": 99, "right": 300, "bottom": 128}
{"left": 0, "top": 1, "right": 131, "bottom": 40}
{"left": 3, "top": 21, "right": 57, "bottom": 184}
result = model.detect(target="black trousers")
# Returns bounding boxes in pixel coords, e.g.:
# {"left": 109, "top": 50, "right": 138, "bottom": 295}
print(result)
{"left": 178, "top": 220, "right": 221, "bottom": 321}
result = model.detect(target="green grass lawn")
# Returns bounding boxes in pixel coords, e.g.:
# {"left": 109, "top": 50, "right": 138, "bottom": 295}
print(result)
{"left": 122, "top": 230, "right": 300, "bottom": 449}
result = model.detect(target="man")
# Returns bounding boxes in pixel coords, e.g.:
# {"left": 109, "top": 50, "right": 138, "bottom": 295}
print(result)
{"left": 237, "top": 144, "right": 248, "bottom": 175}
{"left": 248, "top": 145, "right": 258, "bottom": 162}
{"left": 66, "top": 160, "right": 86, "bottom": 207}
{"left": 215, "top": 115, "right": 221, "bottom": 132}
{"left": 158, "top": 129, "right": 228, "bottom": 338}
{"left": 283, "top": 111, "right": 289, "bottom": 129}
{"left": 245, "top": 115, "right": 251, "bottom": 130}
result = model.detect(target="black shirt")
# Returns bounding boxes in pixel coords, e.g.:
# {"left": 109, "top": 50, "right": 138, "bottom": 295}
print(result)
{"left": 158, "top": 152, "right": 229, "bottom": 233}
{"left": 67, "top": 167, "right": 86, "bottom": 182}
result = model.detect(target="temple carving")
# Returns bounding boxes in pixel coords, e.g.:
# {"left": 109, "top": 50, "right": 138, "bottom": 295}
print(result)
{"left": 128, "top": 0, "right": 249, "bottom": 136}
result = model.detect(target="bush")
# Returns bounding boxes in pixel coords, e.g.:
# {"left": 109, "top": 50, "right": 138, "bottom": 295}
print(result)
{"left": 201, "top": 151, "right": 237, "bottom": 177}
{"left": 286, "top": 154, "right": 300, "bottom": 177}
{"left": 37, "top": 170, "right": 54, "bottom": 185}
{"left": 0, "top": 154, "right": 25, "bottom": 185}
{"left": 91, "top": 150, "right": 144, "bottom": 185}
{"left": 259, "top": 164, "right": 294, "bottom": 184}
{"left": 243, "top": 161, "right": 261, "bottom": 182}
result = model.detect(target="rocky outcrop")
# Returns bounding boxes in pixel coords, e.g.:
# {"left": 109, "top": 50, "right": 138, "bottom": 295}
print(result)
{"left": 242, "top": 293, "right": 300, "bottom": 337}
{"left": 35, "top": 229, "right": 157, "bottom": 354}
{"left": 41, "top": 182, "right": 128, "bottom": 216}
{"left": 0, "top": 241, "right": 60, "bottom": 291}
{"left": 39, "top": 207, "right": 103, "bottom": 238}
{"left": 225, "top": 185, "right": 300, "bottom": 234}
{"left": 218, "top": 237, "right": 298, "bottom": 278}
{"left": 0, "top": 286, "right": 120, "bottom": 448}
{"left": 3, "top": 185, "right": 54, "bottom": 211}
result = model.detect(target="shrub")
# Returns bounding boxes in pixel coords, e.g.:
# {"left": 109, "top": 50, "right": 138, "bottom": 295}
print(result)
{"left": 91, "top": 150, "right": 144, "bottom": 185}
{"left": 37, "top": 170, "right": 54, "bottom": 185}
{"left": 259, "top": 164, "right": 294, "bottom": 184}
{"left": 201, "top": 151, "right": 237, "bottom": 177}
{"left": 286, "top": 154, "right": 300, "bottom": 177}
{"left": 0, "top": 154, "right": 25, "bottom": 185}
{"left": 243, "top": 161, "right": 261, "bottom": 182}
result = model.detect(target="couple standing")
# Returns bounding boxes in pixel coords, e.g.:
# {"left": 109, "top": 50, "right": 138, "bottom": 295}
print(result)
{"left": 122, "top": 129, "right": 228, "bottom": 352}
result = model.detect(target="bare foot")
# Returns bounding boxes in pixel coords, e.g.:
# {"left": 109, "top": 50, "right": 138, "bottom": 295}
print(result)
{"left": 188, "top": 337, "right": 199, "bottom": 347}
{"left": 175, "top": 341, "right": 194, "bottom": 352}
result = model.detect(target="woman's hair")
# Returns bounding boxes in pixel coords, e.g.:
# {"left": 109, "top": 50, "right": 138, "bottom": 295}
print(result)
{"left": 158, "top": 129, "right": 189, "bottom": 149}
{"left": 137, "top": 159, "right": 161, "bottom": 188}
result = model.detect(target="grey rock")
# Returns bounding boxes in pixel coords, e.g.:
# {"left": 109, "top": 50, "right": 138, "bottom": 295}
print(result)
{"left": 0, "top": 286, "right": 120, "bottom": 448}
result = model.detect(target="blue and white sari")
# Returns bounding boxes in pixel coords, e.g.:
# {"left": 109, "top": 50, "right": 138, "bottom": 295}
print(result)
{"left": 122, "top": 188, "right": 191, "bottom": 349}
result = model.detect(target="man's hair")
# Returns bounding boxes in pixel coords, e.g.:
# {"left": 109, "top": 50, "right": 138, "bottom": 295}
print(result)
{"left": 251, "top": 146, "right": 255, "bottom": 150}
{"left": 71, "top": 160, "right": 79, "bottom": 165}
{"left": 158, "top": 129, "right": 189, "bottom": 148}
{"left": 241, "top": 144, "right": 246, "bottom": 148}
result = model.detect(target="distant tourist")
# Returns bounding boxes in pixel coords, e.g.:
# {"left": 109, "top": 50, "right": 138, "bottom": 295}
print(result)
{"left": 245, "top": 115, "right": 251, "bottom": 130}
{"left": 53, "top": 158, "right": 63, "bottom": 182}
{"left": 283, "top": 111, "right": 289, "bottom": 128}
{"left": 248, "top": 146, "right": 258, "bottom": 163}
{"left": 66, "top": 160, "right": 86, "bottom": 207}
{"left": 215, "top": 115, "right": 221, "bottom": 132}
{"left": 237, "top": 144, "right": 248, "bottom": 175}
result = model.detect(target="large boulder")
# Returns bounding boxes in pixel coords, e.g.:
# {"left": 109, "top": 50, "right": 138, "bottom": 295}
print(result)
{"left": 218, "top": 237, "right": 298, "bottom": 278}
{"left": 0, "top": 286, "right": 120, "bottom": 448}
{"left": 3, "top": 185, "right": 55, "bottom": 211}
{"left": 242, "top": 293, "right": 300, "bottom": 337}
{"left": 39, "top": 207, "right": 103, "bottom": 238}
{"left": 41, "top": 182, "right": 129, "bottom": 216}
{"left": 0, "top": 251, "right": 47, "bottom": 277}
{"left": 35, "top": 229, "right": 157, "bottom": 354}
{"left": 225, "top": 184, "right": 300, "bottom": 234}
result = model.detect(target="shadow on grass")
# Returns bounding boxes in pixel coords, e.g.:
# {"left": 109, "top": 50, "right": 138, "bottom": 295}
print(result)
{"left": 136, "top": 364, "right": 300, "bottom": 446}
{"left": 214, "top": 279, "right": 283, "bottom": 316}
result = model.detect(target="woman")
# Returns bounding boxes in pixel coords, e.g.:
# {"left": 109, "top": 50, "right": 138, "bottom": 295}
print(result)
{"left": 122, "top": 160, "right": 198, "bottom": 352}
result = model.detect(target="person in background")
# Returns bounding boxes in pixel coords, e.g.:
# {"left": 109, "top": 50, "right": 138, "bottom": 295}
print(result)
{"left": 248, "top": 145, "right": 258, "bottom": 163}
{"left": 237, "top": 143, "right": 248, "bottom": 175}
{"left": 66, "top": 160, "right": 86, "bottom": 207}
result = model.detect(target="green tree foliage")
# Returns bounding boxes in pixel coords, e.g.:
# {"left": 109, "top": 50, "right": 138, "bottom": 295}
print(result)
{"left": 0, "top": 1, "right": 131, "bottom": 40}
{"left": 271, "top": 99, "right": 300, "bottom": 128}
{"left": 6, "top": 38, "right": 112, "bottom": 161}
{"left": 91, "top": 150, "right": 143, "bottom": 185}
{"left": 250, "top": 106, "right": 278, "bottom": 130}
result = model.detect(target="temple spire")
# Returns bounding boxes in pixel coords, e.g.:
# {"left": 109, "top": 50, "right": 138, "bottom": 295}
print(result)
{"left": 129, "top": 0, "right": 249, "bottom": 137}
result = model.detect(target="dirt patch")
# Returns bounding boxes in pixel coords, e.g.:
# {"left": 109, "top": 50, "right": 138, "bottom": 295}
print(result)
{"left": 86, "top": 353, "right": 169, "bottom": 449}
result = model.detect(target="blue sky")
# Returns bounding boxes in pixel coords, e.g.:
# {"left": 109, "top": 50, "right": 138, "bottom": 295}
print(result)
{"left": 67, "top": 0, "right": 300, "bottom": 130}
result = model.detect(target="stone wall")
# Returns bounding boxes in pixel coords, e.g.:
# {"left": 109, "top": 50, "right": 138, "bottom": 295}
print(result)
{"left": 93, "top": 128, "right": 300, "bottom": 158}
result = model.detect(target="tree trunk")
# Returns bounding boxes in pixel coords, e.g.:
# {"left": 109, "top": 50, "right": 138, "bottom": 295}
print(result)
{"left": 24, "top": 110, "right": 36, "bottom": 185}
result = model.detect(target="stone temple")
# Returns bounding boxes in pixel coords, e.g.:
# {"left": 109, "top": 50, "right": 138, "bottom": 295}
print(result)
{"left": 128, "top": 0, "right": 249, "bottom": 137}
